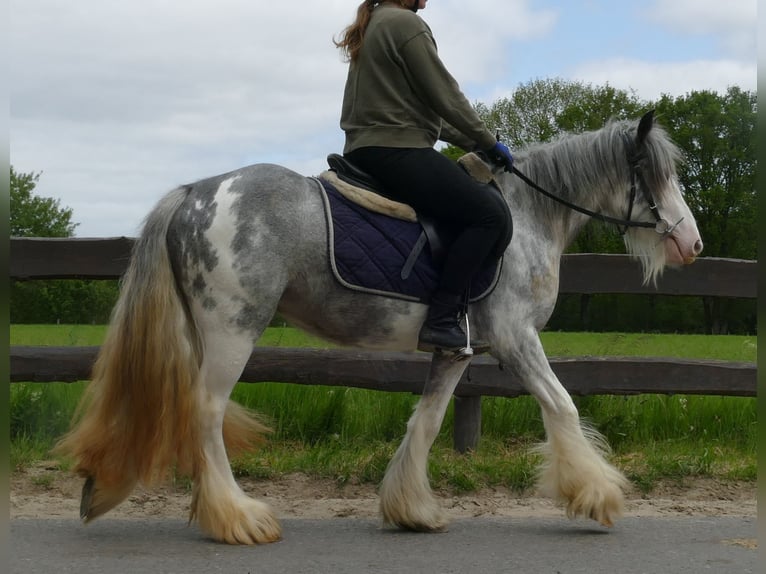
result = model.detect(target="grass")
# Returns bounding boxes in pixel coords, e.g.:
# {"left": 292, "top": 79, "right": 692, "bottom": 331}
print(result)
{"left": 10, "top": 324, "right": 757, "bottom": 492}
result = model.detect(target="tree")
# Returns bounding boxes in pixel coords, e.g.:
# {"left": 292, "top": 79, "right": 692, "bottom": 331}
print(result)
{"left": 10, "top": 167, "right": 77, "bottom": 237}
{"left": 10, "top": 166, "right": 118, "bottom": 323}
{"left": 653, "top": 88, "right": 757, "bottom": 333}
{"left": 557, "top": 84, "right": 645, "bottom": 133}
{"left": 654, "top": 88, "right": 756, "bottom": 260}
{"left": 478, "top": 77, "right": 591, "bottom": 147}
{"left": 475, "top": 78, "right": 644, "bottom": 149}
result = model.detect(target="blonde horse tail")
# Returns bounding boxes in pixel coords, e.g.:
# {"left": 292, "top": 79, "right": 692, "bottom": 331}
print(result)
{"left": 55, "top": 186, "right": 267, "bottom": 522}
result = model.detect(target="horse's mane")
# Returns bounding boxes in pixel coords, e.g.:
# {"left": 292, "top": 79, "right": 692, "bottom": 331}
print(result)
{"left": 511, "top": 117, "right": 683, "bottom": 218}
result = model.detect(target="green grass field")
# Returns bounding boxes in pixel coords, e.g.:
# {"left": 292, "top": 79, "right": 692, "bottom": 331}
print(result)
{"left": 10, "top": 325, "right": 757, "bottom": 492}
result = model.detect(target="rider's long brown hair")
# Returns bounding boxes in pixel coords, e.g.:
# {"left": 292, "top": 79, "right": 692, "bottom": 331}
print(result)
{"left": 334, "top": 0, "right": 415, "bottom": 63}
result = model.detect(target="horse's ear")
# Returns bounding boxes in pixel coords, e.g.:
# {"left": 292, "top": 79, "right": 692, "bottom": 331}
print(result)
{"left": 637, "top": 110, "right": 655, "bottom": 145}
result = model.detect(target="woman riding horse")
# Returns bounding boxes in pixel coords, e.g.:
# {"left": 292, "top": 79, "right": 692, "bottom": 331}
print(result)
{"left": 335, "top": 0, "right": 515, "bottom": 353}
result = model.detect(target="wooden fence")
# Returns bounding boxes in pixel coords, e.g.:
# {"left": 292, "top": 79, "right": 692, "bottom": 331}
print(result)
{"left": 10, "top": 237, "right": 757, "bottom": 452}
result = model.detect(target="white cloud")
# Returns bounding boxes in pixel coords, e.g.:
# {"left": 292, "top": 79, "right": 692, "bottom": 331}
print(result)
{"left": 649, "top": 0, "right": 756, "bottom": 58}
{"left": 571, "top": 57, "right": 756, "bottom": 101}
{"left": 10, "top": 1, "right": 351, "bottom": 235}
{"left": 9, "top": 0, "right": 756, "bottom": 237}
{"left": 650, "top": 0, "right": 755, "bottom": 30}
{"left": 426, "top": 0, "right": 558, "bottom": 84}
{"left": 11, "top": 0, "right": 555, "bottom": 236}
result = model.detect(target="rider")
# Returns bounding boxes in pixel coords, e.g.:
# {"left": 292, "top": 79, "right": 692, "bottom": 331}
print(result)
{"left": 335, "top": 0, "right": 514, "bottom": 352}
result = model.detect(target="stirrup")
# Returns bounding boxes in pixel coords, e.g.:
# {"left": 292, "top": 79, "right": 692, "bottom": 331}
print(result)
{"left": 452, "top": 346, "right": 474, "bottom": 362}
{"left": 457, "top": 312, "right": 491, "bottom": 358}
{"left": 458, "top": 314, "right": 475, "bottom": 359}
{"left": 431, "top": 315, "right": 475, "bottom": 362}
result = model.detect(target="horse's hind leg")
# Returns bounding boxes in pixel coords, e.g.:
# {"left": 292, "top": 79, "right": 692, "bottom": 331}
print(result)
{"left": 379, "top": 353, "right": 470, "bottom": 532}
{"left": 189, "top": 328, "right": 280, "bottom": 544}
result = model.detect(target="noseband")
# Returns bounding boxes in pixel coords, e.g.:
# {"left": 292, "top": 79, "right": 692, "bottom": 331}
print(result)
{"left": 509, "top": 136, "right": 684, "bottom": 239}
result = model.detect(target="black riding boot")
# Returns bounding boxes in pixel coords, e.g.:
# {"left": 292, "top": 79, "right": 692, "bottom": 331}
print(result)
{"left": 417, "top": 294, "right": 489, "bottom": 353}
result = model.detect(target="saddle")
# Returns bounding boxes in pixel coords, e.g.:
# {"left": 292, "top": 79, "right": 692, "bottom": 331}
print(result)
{"left": 317, "top": 152, "right": 502, "bottom": 303}
{"left": 322, "top": 152, "right": 498, "bottom": 272}
{"left": 323, "top": 154, "right": 447, "bottom": 270}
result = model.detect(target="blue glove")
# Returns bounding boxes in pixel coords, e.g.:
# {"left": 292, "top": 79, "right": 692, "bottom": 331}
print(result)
{"left": 486, "top": 141, "right": 514, "bottom": 172}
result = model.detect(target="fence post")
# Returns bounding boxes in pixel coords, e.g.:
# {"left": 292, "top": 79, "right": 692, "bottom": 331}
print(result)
{"left": 453, "top": 395, "right": 481, "bottom": 453}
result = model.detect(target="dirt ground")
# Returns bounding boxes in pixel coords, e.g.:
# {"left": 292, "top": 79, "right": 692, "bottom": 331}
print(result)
{"left": 11, "top": 460, "right": 757, "bottom": 526}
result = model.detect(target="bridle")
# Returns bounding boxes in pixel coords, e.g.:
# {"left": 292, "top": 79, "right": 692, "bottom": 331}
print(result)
{"left": 619, "top": 133, "right": 684, "bottom": 237}
{"left": 508, "top": 135, "right": 684, "bottom": 239}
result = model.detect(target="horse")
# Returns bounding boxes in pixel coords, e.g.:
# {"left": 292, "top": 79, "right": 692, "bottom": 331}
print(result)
{"left": 55, "top": 110, "right": 703, "bottom": 544}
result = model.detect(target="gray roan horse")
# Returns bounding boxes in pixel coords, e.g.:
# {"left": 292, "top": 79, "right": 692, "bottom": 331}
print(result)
{"left": 57, "top": 111, "right": 703, "bottom": 544}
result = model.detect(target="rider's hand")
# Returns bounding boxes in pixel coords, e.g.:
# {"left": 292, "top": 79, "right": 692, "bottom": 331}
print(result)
{"left": 486, "top": 141, "right": 514, "bottom": 172}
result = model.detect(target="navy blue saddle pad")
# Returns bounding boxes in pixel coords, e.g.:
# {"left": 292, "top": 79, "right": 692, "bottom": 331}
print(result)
{"left": 317, "top": 177, "right": 501, "bottom": 303}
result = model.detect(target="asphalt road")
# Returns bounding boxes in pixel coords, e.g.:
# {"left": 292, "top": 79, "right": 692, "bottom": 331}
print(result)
{"left": 10, "top": 516, "right": 756, "bottom": 574}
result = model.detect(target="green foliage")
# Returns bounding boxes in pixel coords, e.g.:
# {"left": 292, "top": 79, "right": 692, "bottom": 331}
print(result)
{"left": 575, "top": 394, "right": 757, "bottom": 450}
{"left": 548, "top": 293, "right": 756, "bottom": 334}
{"left": 10, "top": 167, "right": 77, "bottom": 237}
{"left": 558, "top": 84, "right": 645, "bottom": 132}
{"left": 11, "top": 279, "right": 119, "bottom": 324}
{"left": 10, "top": 382, "right": 86, "bottom": 441}
{"left": 477, "top": 77, "right": 585, "bottom": 146}
{"left": 652, "top": 88, "right": 757, "bottom": 333}
{"left": 10, "top": 166, "right": 121, "bottom": 323}
{"left": 231, "top": 384, "right": 419, "bottom": 444}
{"left": 654, "top": 88, "right": 756, "bottom": 260}
{"left": 475, "top": 78, "right": 644, "bottom": 149}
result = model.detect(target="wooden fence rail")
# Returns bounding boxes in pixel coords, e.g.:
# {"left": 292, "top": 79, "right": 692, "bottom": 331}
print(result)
{"left": 9, "top": 237, "right": 758, "bottom": 452}
{"left": 10, "top": 237, "right": 757, "bottom": 297}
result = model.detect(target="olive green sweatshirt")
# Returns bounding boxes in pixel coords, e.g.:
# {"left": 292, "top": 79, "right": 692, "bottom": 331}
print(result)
{"left": 341, "top": 4, "right": 497, "bottom": 154}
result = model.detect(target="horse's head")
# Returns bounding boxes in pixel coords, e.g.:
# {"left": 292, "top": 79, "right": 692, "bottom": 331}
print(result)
{"left": 621, "top": 111, "right": 703, "bottom": 284}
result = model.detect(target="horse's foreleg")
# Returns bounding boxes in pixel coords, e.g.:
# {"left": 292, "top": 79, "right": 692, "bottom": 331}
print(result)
{"left": 536, "top": 407, "right": 628, "bottom": 527}
{"left": 503, "top": 333, "right": 628, "bottom": 526}
{"left": 379, "top": 353, "right": 470, "bottom": 532}
{"left": 189, "top": 334, "right": 280, "bottom": 544}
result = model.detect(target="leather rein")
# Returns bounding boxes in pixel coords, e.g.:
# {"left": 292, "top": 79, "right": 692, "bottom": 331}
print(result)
{"left": 508, "top": 139, "right": 684, "bottom": 238}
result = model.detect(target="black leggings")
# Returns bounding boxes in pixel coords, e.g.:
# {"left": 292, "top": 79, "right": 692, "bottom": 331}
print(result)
{"left": 345, "top": 146, "right": 513, "bottom": 298}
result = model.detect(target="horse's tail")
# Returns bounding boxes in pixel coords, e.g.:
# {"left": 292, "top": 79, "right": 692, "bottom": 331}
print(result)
{"left": 54, "top": 187, "right": 268, "bottom": 522}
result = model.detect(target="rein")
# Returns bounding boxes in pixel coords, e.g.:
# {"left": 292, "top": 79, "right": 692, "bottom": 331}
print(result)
{"left": 509, "top": 162, "right": 684, "bottom": 238}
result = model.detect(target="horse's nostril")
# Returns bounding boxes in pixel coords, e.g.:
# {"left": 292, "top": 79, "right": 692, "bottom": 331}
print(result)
{"left": 694, "top": 239, "right": 703, "bottom": 255}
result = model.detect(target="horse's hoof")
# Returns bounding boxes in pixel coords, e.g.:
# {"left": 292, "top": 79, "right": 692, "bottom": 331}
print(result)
{"left": 418, "top": 522, "right": 449, "bottom": 534}
{"left": 77, "top": 473, "right": 137, "bottom": 522}
{"left": 80, "top": 476, "right": 95, "bottom": 521}
{"left": 590, "top": 506, "right": 615, "bottom": 528}
{"left": 387, "top": 518, "right": 450, "bottom": 533}
{"left": 380, "top": 499, "right": 451, "bottom": 534}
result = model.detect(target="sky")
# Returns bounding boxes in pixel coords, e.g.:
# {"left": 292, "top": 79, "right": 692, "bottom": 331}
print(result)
{"left": 10, "top": 0, "right": 757, "bottom": 238}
